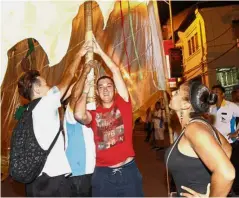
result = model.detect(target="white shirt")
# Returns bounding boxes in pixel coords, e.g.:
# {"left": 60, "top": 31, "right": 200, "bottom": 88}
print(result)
{"left": 152, "top": 109, "right": 165, "bottom": 129}
{"left": 209, "top": 100, "right": 239, "bottom": 143}
{"left": 32, "top": 86, "right": 71, "bottom": 177}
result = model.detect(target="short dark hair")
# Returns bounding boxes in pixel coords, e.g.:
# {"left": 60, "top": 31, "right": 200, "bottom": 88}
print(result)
{"left": 212, "top": 84, "right": 225, "bottom": 93}
{"left": 18, "top": 70, "right": 41, "bottom": 101}
{"left": 96, "top": 76, "right": 115, "bottom": 88}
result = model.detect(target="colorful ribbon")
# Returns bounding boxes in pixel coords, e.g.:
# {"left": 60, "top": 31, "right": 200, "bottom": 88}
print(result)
{"left": 119, "top": 0, "right": 131, "bottom": 74}
{"left": 26, "top": 38, "right": 35, "bottom": 57}
{"left": 127, "top": 1, "right": 143, "bottom": 80}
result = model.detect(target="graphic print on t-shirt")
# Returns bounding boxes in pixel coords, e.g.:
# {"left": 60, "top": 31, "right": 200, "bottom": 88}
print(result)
{"left": 95, "top": 105, "right": 124, "bottom": 150}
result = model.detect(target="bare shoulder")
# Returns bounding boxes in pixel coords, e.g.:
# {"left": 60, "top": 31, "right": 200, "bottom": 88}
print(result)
{"left": 184, "top": 121, "right": 211, "bottom": 139}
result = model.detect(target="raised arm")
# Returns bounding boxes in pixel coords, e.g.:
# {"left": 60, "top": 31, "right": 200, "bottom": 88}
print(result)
{"left": 185, "top": 122, "right": 235, "bottom": 197}
{"left": 92, "top": 35, "right": 129, "bottom": 102}
{"left": 74, "top": 75, "right": 94, "bottom": 125}
{"left": 69, "top": 60, "right": 98, "bottom": 110}
{"left": 57, "top": 41, "right": 91, "bottom": 98}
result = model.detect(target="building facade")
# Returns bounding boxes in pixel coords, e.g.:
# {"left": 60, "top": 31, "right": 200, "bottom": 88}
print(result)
{"left": 165, "top": 3, "right": 239, "bottom": 99}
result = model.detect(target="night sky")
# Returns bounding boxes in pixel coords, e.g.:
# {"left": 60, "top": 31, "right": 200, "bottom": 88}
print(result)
{"left": 157, "top": 1, "right": 197, "bottom": 25}
{"left": 157, "top": 1, "right": 239, "bottom": 25}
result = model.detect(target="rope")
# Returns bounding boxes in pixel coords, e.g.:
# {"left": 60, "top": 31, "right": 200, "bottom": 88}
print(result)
{"left": 207, "top": 26, "right": 232, "bottom": 43}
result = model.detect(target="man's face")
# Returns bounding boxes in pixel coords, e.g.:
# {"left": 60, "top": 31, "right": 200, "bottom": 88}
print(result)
{"left": 36, "top": 76, "right": 50, "bottom": 96}
{"left": 212, "top": 88, "right": 224, "bottom": 101}
{"left": 97, "top": 78, "right": 115, "bottom": 104}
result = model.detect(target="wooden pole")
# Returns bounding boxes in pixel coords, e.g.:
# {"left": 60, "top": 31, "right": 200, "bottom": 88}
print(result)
{"left": 84, "top": 1, "right": 95, "bottom": 105}
{"left": 152, "top": 0, "right": 174, "bottom": 144}
{"left": 169, "top": 0, "right": 174, "bottom": 46}
{"left": 163, "top": 91, "right": 174, "bottom": 144}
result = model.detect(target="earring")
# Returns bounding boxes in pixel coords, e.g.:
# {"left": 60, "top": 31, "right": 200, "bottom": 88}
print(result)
{"left": 180, "top": 110, "right": 183, "bottom": 123}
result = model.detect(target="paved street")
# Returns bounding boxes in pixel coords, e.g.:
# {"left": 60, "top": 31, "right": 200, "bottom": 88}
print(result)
{"left": 1, "top": 127, "right": 168, "bottom": 197}
{"left": 133, "top": 129, "right": 168, "bottom": 197}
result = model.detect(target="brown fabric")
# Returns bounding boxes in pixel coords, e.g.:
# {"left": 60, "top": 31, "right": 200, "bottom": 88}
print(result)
{"left": 1, "top": 1, "right": 165, "bottom": 179}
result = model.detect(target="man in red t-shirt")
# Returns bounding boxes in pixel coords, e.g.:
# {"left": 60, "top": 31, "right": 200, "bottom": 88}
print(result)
{"left": 74, "top": 35, "right": 144, "bottom": 197}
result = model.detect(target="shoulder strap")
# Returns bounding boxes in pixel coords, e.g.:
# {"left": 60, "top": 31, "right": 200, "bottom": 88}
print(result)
{"left": 190, "top": 117, "right": 222, "bottom": 145}
{"left": 23, "top": 98, "right": 42, "bottom": 119}
{"left": 166, "top": 127, "right": 186, "bottom": 196}
{"left": 27, "top": 98, "right": 41, "bottom": 112}
{"left": 30, "top": 98, "right": 62, "bottom": 154}
{"left": 21, "top": 98, "right": 62, "bottom": 154}
{"left": 47, "top": 125, "right": 62, "bottom": 154}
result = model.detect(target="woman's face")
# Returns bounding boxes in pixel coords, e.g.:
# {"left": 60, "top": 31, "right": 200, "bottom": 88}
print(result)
{"left": 169, "top": 85, "right": 187, "bottom": 111}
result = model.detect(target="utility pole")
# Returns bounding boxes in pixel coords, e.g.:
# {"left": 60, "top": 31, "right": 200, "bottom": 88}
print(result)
{"left": 169, "top": 0, "right": 174, "bottom": 46}
{"left": 157, "top": 0, "right": 175, "bottom": 144}
{"left": 165, "top": 0, "right": 177, "bottom": 144}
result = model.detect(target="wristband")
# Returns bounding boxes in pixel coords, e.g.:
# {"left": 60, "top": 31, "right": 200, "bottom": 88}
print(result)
{"left": 82, "top": 91, "right": 88, "bottom": 95}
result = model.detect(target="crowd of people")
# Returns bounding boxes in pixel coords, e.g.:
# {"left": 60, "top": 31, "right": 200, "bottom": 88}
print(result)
{"left": 9, "top": 32, "right": 239, "bottom": 197}
{"left": 13, "top": 36, "right": 143, "bottom": 197}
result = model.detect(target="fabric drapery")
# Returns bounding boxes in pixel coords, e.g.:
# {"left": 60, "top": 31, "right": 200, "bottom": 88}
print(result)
{"left": 1, "top": 1, "right": 166, "bottom": 180}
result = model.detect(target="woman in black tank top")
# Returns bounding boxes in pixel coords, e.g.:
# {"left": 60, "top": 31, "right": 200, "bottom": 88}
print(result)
{"left": 165, "top": 81, "right": 235, "bottom": 197}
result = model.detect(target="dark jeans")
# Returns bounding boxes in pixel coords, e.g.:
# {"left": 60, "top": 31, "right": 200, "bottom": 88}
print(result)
{"left": 231, "top": 141, "right": 239, "bottom": 195}
{"left": 68, "top": 174, "right": 92, "bottom": 197}
{"left": 25, "top": 173, "right": 71, "bottom": 197}
{"left": 145, "top": 122, "right": 152, "bottom": 141}
{"left": 92, "top": 159, "right": 144, "bottom": 197}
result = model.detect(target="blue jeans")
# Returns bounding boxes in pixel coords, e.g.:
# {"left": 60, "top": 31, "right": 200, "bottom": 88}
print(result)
{"left": 92, "top": 159, "right": 144, "bottom": 197}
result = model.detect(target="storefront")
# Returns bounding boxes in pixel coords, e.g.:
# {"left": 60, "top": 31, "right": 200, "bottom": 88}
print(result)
{"left": 216, "top": 67, "right": 239, "bottom": 100}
